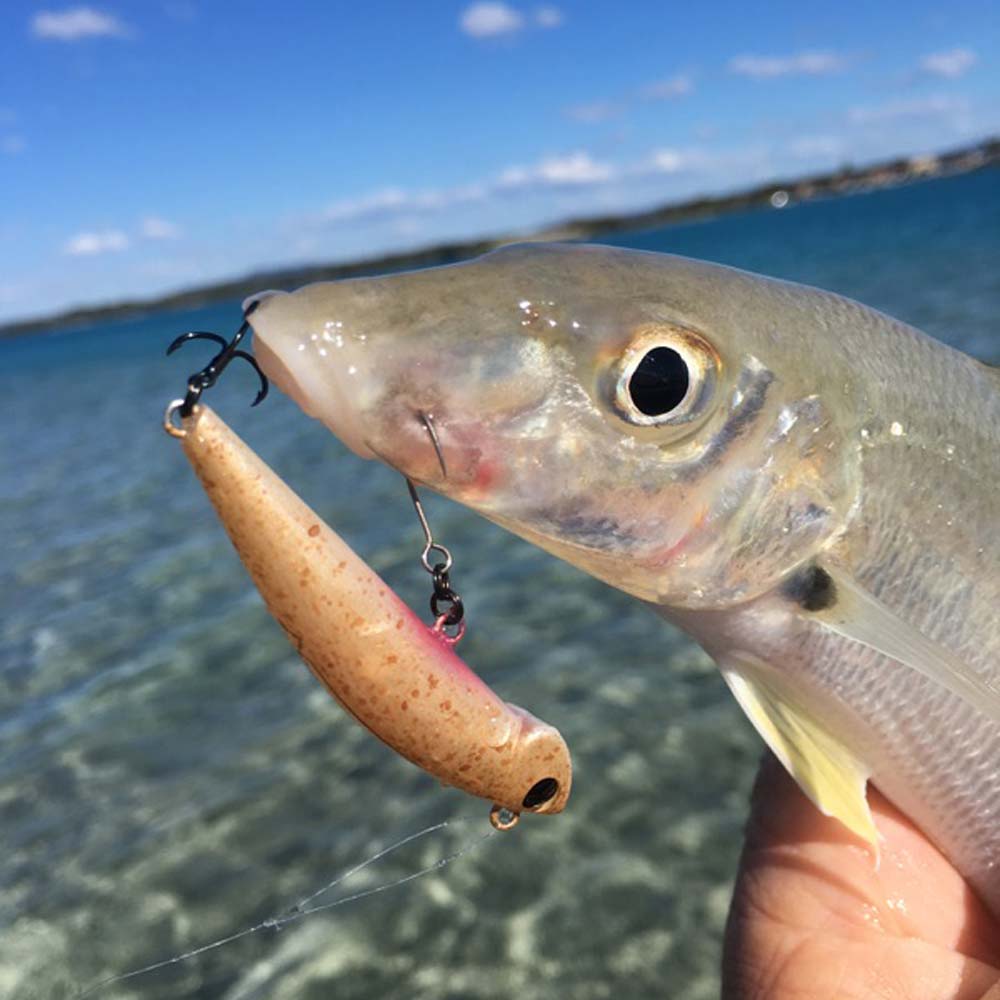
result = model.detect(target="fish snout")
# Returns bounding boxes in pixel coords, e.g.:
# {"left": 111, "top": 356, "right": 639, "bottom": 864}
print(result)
{"left": 248, "top": 288, "right": 376, "bottom": 459}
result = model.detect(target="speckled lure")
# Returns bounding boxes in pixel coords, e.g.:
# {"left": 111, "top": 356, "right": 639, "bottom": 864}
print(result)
{"left": 164, "top": 330, "right": 570, "bottom": 829}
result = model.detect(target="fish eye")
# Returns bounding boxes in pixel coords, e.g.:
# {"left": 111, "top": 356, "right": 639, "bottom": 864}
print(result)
{"left": 628, "top": 347, "right": 690, "bottom": 416}
{"left": 612, "top": 325, "right": 719, "bottom": 428}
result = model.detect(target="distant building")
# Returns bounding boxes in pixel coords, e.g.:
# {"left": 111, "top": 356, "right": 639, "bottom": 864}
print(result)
{"left": 908, "top": 155, "right": 941, "bottom": 177}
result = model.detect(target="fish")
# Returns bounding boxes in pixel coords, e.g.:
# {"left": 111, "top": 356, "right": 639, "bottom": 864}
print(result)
{"left": 173, "top": 402, "right": 571, "bottom": 826}
{"left": 245, "top": 242, "right": 1000, "bottom": 915}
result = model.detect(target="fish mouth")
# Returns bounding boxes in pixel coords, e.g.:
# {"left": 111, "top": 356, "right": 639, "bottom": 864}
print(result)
{"left": 248, "top": 293, "right": 376, "bottom": 460}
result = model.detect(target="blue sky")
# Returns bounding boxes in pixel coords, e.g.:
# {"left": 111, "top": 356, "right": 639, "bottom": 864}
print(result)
{"left": 1, "top": 1, "right": 997, "bottom": 323}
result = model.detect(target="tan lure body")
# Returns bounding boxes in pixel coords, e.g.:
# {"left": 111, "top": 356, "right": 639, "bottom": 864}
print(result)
{"left": 176, "top": 404, "right": 571, "bottom": 823}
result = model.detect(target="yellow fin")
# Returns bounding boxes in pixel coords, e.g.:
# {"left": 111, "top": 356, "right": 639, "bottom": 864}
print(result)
{"left": 722, "top": 658, "right": 878, "bottom": 849}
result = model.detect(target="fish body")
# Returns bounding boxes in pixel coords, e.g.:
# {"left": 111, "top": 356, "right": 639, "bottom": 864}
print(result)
{"left": 247, "top": 244, "right": 1000, "bottom": 911}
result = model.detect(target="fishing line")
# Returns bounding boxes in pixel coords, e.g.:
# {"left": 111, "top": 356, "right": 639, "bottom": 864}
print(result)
{"left": 75, "top": 817, "right": 498, "bottom": 998}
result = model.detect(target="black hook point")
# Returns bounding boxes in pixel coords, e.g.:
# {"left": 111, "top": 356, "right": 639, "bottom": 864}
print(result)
{"left": 166, "top": 306, "right": 268, "bottom": 417}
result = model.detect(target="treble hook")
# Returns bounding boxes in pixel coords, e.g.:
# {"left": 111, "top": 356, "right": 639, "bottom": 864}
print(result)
{"left": 165, "top": 300, "right": 269, "bottom": 423}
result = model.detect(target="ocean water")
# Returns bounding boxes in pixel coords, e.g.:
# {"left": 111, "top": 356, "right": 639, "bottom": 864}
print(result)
{"left": 2, "top": 168, "right": 998, "bottom": 1000}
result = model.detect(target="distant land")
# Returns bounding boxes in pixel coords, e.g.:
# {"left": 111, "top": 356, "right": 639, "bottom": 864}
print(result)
{"left": 3, "top": 136, "right": 997, "bottom": 339}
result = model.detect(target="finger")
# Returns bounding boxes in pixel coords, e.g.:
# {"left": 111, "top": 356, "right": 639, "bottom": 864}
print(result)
{"left": 722, "top": 752, "right": 1000, "bottom": 1000}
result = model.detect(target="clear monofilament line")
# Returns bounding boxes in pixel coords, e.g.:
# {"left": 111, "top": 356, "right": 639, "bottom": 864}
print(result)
{"left": 288, "top": 819, "right": 450, "bottom": 914}
{"left": 75, "top": 818, "right": 496, "bottom": 998}
{"left": 272, "top": 827, "right": 497, "bottom": 924}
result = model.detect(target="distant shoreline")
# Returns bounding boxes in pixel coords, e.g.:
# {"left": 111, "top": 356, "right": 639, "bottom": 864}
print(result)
{"left": 3, "top": 136, "right": 996, "bottom": 339}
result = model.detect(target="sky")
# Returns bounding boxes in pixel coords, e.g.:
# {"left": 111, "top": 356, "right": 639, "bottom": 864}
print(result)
{"left": 0, "top": 1, "right": 997, "bottom": 323}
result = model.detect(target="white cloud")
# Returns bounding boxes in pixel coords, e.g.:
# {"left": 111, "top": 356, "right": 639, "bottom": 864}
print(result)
{"left": 322, "top": 184, "right": 492, "bottom": 225}
{"left": 534, "top": 6, "right": 563, "bottom": 28}
{"left": 643, "top": 144, "right": 775, "bottom": 180}
{"left": 32, "top": 7, "right": 130, "bottom": 40}
{"left": 323, "top": 188, "right": 412, "bottom": 223}
{"left": 460, "top": 2, "right": 523, "bottom": 38}
{"left": 728, "top": 51, "right": 848, "bottom": 79}
{"left": 564, "top": 100, "right": 621, "bottom": 124}
{"left": 640, "top": 74, "right": 694, "bottom": 100}
{"left": 302, "top": 143, "right": 798, "bottom": 243}
{"left": 536, "top": 151, "right": 614, "bottom": 185}
{"left": 848, "top": 94, "right": 968, "bottom": 125}
{"left": 1, "top": 136, "right": 26, "bottom": 155}
{"left": 316, "top": 152, "right": 618, "bottom": 230}
{"left": 919, "top": 47, "right": 977, "bottom": 79}
{"left": 500, "top": 151, "right": 615, "bottom": 188}
{"left": 63, "top": 230, "right": 129, "bottom": 255}
{"left": 141, "top": 216, "right": 181, "bottom": 239}
{"left": 566, "top": 74, "right": 692, "bottom": 126}
{"left": 647, "top": 149, "right": 686, "bottom": 174}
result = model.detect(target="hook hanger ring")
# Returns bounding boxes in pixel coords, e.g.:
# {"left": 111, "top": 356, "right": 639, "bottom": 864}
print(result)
{"left": 163, "top": 399, "right": 189, "bottom": 438}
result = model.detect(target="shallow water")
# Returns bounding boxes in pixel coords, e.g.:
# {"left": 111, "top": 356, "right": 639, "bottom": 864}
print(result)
{"left": 2, "top": 168, "right": 998, "bottom": 1000}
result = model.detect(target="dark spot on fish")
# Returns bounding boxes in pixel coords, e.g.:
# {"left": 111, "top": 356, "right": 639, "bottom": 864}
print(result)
{"left": 308, "top": 524, "right": 320, "bottom": 537}
{"left": 784, "top": 564, "right": 837, "bottom": 612}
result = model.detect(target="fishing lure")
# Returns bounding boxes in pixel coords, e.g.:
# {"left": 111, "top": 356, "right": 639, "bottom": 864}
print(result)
{"left": 164, "top": 321, "right": 571, "bottom": 829}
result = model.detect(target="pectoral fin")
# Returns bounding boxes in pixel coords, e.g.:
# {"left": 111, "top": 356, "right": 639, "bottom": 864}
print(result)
{"left": 819, "top": 566, "right": 1000, "bottom": 725}
{"left": 721, "top": 656, "right": 878, "bottom": 849}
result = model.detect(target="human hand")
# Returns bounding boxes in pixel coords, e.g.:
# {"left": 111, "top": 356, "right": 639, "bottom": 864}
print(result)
{"left": 723, "top": 753, "right": 1000, "bottom": 999}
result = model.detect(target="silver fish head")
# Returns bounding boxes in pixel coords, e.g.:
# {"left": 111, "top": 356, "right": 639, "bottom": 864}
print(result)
{"left": 250, "top": 243, "right": 861, "bottom": 608}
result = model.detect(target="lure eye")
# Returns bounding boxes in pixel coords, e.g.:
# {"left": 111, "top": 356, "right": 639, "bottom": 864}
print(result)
{"left": 522, "top": 776, "right": 560, "bottom": 810}
{"left": 628, "top": 347, "right": 690, "bottom": 416}
{"left": 612, "top": 325, "right": 719, "bottom": 428}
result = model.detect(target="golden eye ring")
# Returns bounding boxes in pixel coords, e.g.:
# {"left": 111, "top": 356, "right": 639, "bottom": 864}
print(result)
{"left": 612, "top": 324, "right": 720, "bottom": 427}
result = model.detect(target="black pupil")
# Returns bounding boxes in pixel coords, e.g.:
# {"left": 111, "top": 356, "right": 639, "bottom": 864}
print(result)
{"left": 628, "top": 347, "right": 690, "bottom": 416}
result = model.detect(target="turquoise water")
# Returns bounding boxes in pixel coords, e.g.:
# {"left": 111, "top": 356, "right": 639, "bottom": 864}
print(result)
{"left": 2, "top": 168, "right": 998, "bottom": 1000}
